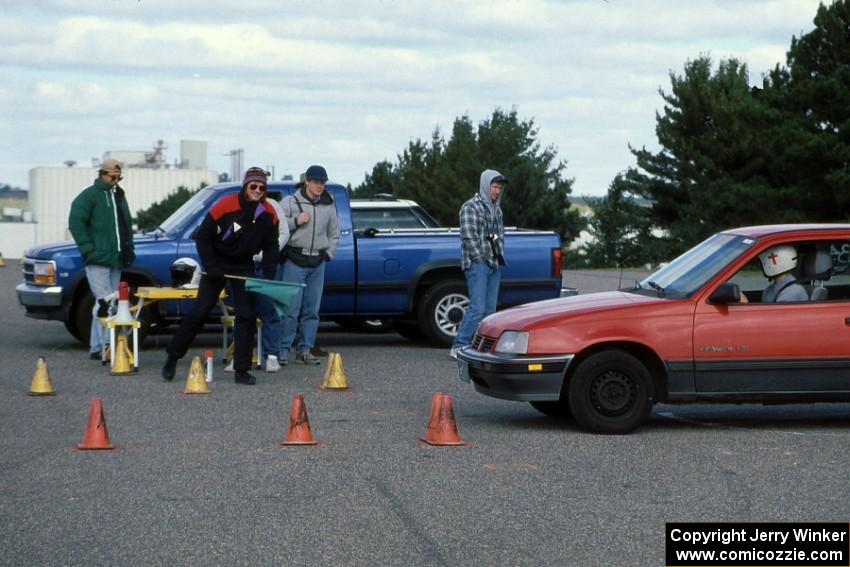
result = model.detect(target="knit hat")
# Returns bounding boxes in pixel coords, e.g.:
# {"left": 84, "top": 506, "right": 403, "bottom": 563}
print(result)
{"left": 305, "top": 165, "right": 328, "bottom": 182}
{"left": 243, "top": 167, "right": 268, "bottom": 188}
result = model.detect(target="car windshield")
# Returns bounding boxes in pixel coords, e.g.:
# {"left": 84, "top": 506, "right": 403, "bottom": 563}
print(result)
{"left": 636, "top": 233, "right": 756, "bottom": 298}
{"left": 157, "top": 187, "right": 218, "bottom": 237}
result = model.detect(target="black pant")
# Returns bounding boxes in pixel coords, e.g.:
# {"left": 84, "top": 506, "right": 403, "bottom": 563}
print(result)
{"left": 167, "top": 274, "right": 256, "bottom": 371}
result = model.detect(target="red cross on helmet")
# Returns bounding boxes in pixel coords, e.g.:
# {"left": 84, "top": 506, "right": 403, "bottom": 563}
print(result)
{"left": 758, "top": 245, "right": 797, "bottom": 278}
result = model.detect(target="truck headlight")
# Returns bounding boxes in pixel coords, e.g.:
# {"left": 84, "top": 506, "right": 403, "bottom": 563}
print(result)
{"left": 495, "top": 331, "right": 528, "bottom": 354}
{"left": 33, "top": 261, "right": 57, "bottom": 285}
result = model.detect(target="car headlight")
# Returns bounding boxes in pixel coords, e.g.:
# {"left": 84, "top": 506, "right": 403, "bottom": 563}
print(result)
{"left": 33, "top": 261, "right": 57, "bottom": 285}
{"left": 495, "top": 331, "right": 528, "bottom": 354}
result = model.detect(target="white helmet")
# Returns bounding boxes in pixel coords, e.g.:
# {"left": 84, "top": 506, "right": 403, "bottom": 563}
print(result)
{"left": 170, "top": 257, "right": 201, "bottom": 289}
{"left": 758, "top": 245, "right": 798, "bottom": 278}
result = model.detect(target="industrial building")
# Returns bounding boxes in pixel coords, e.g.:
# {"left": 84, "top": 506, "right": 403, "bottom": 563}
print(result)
{"left": 0, "top": 140, "right": 220, "bottom": 256}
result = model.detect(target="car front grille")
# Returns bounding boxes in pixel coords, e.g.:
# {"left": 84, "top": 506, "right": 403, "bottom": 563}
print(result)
{"left": 22, "top": 258, "right": 35, "bottom": 283}
{"left": 471, "top": 333, "right": 496, "bottom": 353}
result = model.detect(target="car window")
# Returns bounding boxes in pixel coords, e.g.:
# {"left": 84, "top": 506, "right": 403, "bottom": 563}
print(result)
{"left": 352, "top": 208, "right": 427, "bottom": 229}
{"left": 728, "top": 239, "right": 850, "bottom": 303}
{"left": 637, "top": 233, "right": 755, "bottom": 298}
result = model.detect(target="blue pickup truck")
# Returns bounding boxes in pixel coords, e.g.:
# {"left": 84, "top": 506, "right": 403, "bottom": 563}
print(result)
{"left": 17, "top": 181, "right": 566, "bottom": 346}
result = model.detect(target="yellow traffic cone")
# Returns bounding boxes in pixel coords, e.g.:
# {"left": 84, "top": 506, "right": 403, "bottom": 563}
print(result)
{"left": 0, "top": 252, "right": 6, "bottom": 267}
{"left": 28, "top": 357, "right": 56, "bottom": 396}
{"left": 320, "top": 353, "right": 349, "bottom": 390}
{"left": 182, "top": 356, "right": 211, "bottom": 394}
{"left": 109, "top": 334, "right": 136, "bottom": 375}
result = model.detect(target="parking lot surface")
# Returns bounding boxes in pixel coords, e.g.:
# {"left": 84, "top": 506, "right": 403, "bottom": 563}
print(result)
{"left": 2, "top": 265, "right": 849, "bottom": 566}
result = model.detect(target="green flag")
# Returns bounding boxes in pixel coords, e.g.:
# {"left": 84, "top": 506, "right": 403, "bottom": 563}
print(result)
{"left": 244, "top": 278, "right": 305, "bottom": 316}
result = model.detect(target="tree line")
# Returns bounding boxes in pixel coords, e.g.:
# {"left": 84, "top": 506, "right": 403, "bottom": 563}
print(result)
{"left": 134, "top": 0, "right": 848, "bottom": 269}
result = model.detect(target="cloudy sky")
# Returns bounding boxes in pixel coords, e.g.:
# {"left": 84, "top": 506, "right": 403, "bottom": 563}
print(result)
{"left": 1, "top": 0, "right": 824, "bottom": 196}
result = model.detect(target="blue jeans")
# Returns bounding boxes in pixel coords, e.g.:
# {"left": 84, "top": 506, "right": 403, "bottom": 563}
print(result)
{"left": 278, "top": 260, "right": 326, "bottom": 356}
{"left": 85, "top": 265, "right": 122, "bottom": 353}
{"left": 256, "top": 263, "right": 284, "bottom": 358}
{"left": 453, "top": 261, "right": 501, "bottom": 347}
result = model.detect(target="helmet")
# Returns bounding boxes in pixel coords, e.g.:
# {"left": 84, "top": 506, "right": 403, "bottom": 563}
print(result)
{"left": 759, "top": 245, "right": 798, "bottom": 278}
{"left": 170, "top": 257, "right": 201, "bottom": 288}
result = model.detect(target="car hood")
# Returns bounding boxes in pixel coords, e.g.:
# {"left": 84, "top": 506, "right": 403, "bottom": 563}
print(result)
{"left": 478, "top": 291, "right": 663, "bottom": 335}
{"left": 25, "top": 233, "right": 168, "bottom": 259}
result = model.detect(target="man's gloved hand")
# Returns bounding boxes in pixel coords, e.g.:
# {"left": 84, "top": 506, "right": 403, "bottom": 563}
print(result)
{"left": 205, "top": 266, "right": 225, "bottom": 280}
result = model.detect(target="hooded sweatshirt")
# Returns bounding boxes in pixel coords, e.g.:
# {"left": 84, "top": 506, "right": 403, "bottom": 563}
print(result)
{"left": 281, "top": 186, "right": 340, "bottom": 260}
{"left": 194, "top": 187, "right": 279, "bottom": 278}
{"left": 458, "top": 169, "right": 506, "bottom": 270}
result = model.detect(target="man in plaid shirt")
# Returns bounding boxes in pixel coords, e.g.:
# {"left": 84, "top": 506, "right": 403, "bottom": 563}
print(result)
{"left": 450, "top": 169, "right": 507, "bottom": 359}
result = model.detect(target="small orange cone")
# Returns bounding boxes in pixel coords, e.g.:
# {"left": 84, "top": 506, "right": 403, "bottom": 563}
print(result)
{"left": 279, "top": 394, "right": 318, "bottom": 446}
{"left": 77, "top": 397, "right": 114, "bottom": 450}
{"left": 420, "top": 392, "right": 467, "bottom": 446}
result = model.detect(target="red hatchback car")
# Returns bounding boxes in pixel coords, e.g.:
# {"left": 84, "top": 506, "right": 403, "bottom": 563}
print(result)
{"left": 457, "top": 224, "right": 850, "bottom": 434}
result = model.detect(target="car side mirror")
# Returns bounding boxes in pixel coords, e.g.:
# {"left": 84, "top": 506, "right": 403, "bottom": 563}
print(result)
{"left": 708, "top": 282, "right": 741, "bottom": 304}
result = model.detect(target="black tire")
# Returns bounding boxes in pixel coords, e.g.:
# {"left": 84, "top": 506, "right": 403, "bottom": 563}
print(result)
{"left": 71, "top": 293, "right": 95, "bottom": 345}
{"left": 64, "top": 318, "right": 84, "bottom": 343}
{"left": 529, "top": 400, "right": 573, "bottom": 419}
{"left": 416, "top": 279, "right": 468, "bottom": 347}
{"left": 567, "top": 351, "right": 655, "bottom": 434}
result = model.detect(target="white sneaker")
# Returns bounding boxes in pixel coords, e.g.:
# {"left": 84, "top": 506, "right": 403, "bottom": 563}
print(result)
{"left": 265, "top": 355, "right": 281, "bottom": 373}
{"left": 449, "top": 347, "right": 459, "bottom": 360}
{"left": 225, "top": 360, "right": 234, "bottom": 372}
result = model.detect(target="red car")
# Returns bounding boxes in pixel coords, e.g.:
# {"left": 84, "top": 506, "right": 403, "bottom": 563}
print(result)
{"left": 457, "top": 224, "right": 850, "bottom": 434}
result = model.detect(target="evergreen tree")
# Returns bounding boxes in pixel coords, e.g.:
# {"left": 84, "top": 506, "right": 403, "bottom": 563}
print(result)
{"left": 134, "top": 184, "right": 204, "bottom": 232}
{"left": 355, "top": 108, "right": 583, "bottom": 241}
{"left": 765, "top": 0, "right": 850, "bottom": 221}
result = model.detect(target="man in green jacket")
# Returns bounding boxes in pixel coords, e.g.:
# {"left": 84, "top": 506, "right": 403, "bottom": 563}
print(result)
{"left": 68, "top": 159, "right": 135, "bottom": 360}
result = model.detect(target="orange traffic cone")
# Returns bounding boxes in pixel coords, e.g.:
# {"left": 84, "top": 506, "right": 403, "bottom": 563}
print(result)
{"left": 77, "top": 397, "right": 114, "bottom": 450}
{"left": 420, "top": 392, "right": 467, "bottom": 446}
{"left": 278, "top": 394, "right": 318, "bottom": 446}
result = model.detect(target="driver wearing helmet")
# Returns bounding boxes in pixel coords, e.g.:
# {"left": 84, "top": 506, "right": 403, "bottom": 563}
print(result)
{"left": 756, "top": 245, "right": 809, "bottom": 302}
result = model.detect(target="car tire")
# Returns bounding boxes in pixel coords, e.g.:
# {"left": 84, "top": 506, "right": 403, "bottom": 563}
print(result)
{"left": 567, "top": 350, "right": 655, "bottom": 434}
{"left": 71, "top": 293, "right": 95, "bottom": 345}
{"left": 529, "top": 400, "right": 573, "bottom": 419}
{"left": 417, "top": 280, "right": 468, "bottom": 347}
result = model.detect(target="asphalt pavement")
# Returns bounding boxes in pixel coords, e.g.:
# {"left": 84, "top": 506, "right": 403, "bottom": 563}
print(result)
{"left": 2, "top": 264, "right": 850, "bottom": 566}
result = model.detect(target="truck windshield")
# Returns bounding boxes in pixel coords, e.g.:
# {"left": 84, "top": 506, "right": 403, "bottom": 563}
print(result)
{"left": 158, "top": 187, "right": 218, "bottom": 237}
{"left": 637, "top": 233, "right": 756, "bottom": 298}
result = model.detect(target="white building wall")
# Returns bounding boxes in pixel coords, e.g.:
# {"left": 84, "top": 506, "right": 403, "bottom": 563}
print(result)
{"left": 29, "top": 166, "right": 220, "bottom": 245}
{"left": 0, "top": 222, "right": 36, "bottom": 258}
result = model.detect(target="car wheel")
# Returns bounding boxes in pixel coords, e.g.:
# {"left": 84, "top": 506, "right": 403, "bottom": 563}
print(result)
{"left": 71, "top": 293, "right": 95, "bottom": 345}
{"left": 567, "top": 351, "right": 654, "bottom": 434}
{"left": 529, "top": 400, "right": 573, "bottom": 419}
{"left": 417, "top": 280, "right": 468, "bottom": 347}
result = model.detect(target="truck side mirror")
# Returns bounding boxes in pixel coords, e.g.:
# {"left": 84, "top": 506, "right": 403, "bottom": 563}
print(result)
{"left": 708, "top": 282, "right": 741, "bottom": 304}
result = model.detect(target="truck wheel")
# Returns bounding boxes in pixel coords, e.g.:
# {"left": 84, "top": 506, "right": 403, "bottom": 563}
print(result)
{"left": 567, "top": 351, "right": 654, "bottom": 434}
{"left": 417, "top": 280, "right": 468, "bottom": 347}
{"left": 529, "top": 400, "right": 573, "bottom": 419}
{"left": 64, "top": 317, "right": 84, "bottom": 343}
{"left": 71, "top": 294, "right": 95, "bottom": 345}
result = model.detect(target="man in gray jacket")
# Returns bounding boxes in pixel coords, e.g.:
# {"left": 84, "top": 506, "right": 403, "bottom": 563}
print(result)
{"left": 278, "top": 165, "right": 340, "bottom": 365}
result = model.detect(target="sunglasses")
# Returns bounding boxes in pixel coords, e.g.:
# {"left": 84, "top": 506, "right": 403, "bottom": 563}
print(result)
{"left": 246, "top": 182, "right": 266, "bottom": 192}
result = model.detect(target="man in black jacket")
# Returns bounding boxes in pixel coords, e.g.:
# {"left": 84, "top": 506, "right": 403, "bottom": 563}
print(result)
{"left": 161, "top": 167, "right": 279, "bottom": 385}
